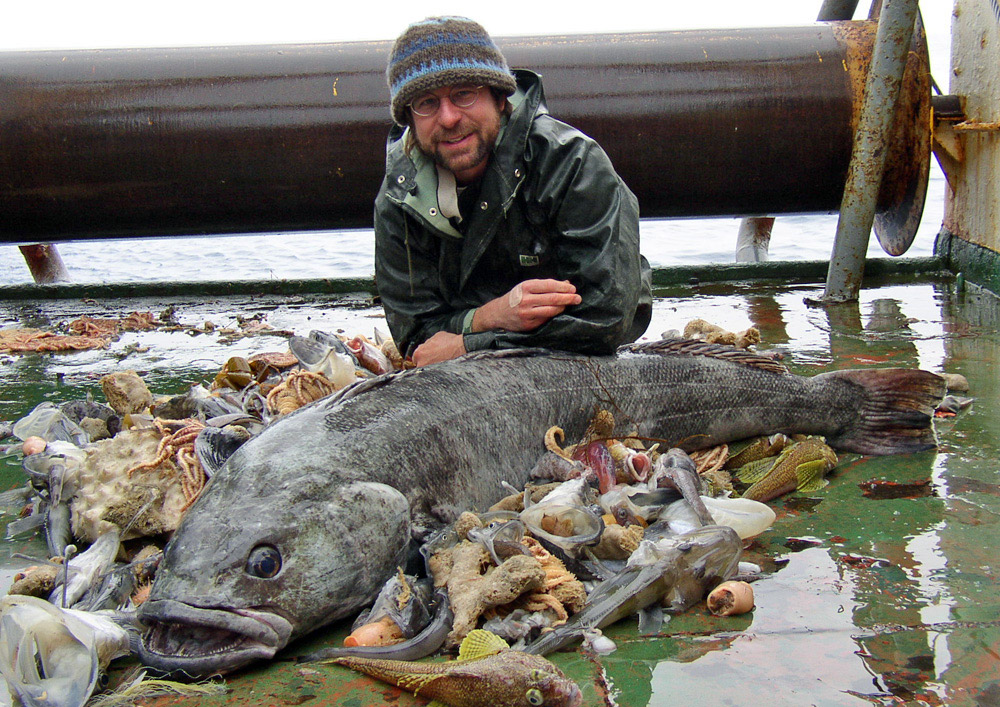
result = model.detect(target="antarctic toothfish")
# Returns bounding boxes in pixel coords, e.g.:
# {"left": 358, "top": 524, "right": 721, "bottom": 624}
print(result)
{"left": 137, "top": 340, "right": 943, "bottom": 675}
{"left": 327, "top": 629, "right": 582, "bottom": 707}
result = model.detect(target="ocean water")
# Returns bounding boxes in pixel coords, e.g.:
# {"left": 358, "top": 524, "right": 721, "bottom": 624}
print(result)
{"left": 0, "top": 169, "right": 945, "bottom": 285}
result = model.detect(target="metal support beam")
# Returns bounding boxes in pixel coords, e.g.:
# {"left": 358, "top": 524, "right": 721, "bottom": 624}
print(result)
{"left": 817, "top": 0, "right": 862, "bottom": 20}
{"left": 735, "top": 217, "right": 774, "bottom": 262}
{"left": 820, "top": 0, "right": 921, "bottom": 302}
{"left": 17, "top": 244, "right": 69, "bottom": 283}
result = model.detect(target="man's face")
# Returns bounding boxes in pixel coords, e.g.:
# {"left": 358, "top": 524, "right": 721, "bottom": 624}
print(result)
{"left": 410, "top": 84, "right": 505, "bottom": 185}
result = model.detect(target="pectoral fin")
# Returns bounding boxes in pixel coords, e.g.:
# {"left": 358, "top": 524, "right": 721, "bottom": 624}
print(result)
{"left": 795, "top": 460, "right": 831, "bottom": 493}
{"left": 734, "top": 456, "right": 780, "bottom": 484}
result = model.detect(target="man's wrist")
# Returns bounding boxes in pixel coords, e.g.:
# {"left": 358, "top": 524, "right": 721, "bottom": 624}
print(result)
{"left": 462, "top": 308, "right": 477, "bottom": 334}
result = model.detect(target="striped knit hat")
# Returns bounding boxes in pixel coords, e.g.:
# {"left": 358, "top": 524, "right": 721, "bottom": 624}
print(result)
{"left": 387, "top": 17, "right": 517, "bottom": 125}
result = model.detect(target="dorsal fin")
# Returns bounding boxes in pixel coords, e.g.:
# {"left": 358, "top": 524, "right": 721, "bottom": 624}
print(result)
{"left": 619, "top": 338, "right": 789, "bottom": 375}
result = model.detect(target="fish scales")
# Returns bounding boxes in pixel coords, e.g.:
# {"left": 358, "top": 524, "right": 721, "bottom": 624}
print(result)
{"left": 137, "top": 340, "right": 944, "bottom": 675}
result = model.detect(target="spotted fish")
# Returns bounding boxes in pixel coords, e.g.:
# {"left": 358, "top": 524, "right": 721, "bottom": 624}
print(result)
{"left": 328, "top": 629, "right": 582, "bottom": 707}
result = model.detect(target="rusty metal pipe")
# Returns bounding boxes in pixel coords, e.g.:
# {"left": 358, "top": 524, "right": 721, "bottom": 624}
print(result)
{"left": 0, "top": 24, "right": 928, "bottom": 244}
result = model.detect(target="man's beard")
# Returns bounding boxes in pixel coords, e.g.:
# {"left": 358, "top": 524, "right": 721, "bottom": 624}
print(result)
{"left": 417, "top": 112, "right": 501, "bottom": 179}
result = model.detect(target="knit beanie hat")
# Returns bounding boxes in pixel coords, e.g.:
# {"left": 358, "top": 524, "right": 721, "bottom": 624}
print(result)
{"left": 387, "top": 16, "right": 517, "bottom": 125}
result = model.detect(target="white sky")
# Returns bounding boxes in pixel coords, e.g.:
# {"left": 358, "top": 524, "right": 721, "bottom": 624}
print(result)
{"left": 2, "top": 0, "right": 955, "bottom": 81}
{"left": 4, "top": 2, "right": 836, "bottom": 49}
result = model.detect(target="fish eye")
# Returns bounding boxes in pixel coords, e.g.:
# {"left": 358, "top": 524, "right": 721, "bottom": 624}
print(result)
{"left": 246, "top": 545, "right": 282, "bottom": 578}
{"left": 526, "top": 688, "right": 544, "bottom": 705}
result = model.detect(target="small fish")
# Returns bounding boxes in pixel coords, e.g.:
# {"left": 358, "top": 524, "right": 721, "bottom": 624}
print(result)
{"left": 21, "top": 444, "right": 87, "bottom": 557}
{"left": 194, "top": 425, "right": 251, "bottom": 477}
{"left": 524, "top": 525, "right": 742, "bottom": 656}
{"left": 723, "top": 433, "right": 792, "bottom": 469}
{"left": 346, "top": 335, "right": 393, "bottom": 375}
{"left": 467, "top": 519, "right": 530, "bottom": 566}
{"left": 328, "top": 629, "right": 582, "bottom": 707}
{"left": 151, "top": 383, "right": 244, "bottom": 420}
{"left": 599, "top": 486, "right": 679, "bottom": 527}
{"left": 648, "top": 448, "right": 714, "bottom": 526}
{"left": 737, "top": 436, "right": 839, "bottom": 502}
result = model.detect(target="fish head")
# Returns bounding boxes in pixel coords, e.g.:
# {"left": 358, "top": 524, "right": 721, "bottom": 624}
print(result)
{"left": 137, "top": 467, "right": 410, "bottom": 676}
{"left": 654, "top": 525, "right": 743, "bottom": 613}
{"left": 489, "top": 651, "right": 583, "bottom": 707}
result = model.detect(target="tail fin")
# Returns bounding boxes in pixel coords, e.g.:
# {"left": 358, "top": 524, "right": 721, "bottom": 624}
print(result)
{"left": 818, "top": 368, "right": 945, "bottom": 455}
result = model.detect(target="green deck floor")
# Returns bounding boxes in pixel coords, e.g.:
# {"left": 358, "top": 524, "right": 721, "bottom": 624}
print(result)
{"left": 1, "top": 273, "right": 998, "bottom": 706}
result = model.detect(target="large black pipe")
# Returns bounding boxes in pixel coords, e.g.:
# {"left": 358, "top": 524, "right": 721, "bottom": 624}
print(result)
{"left": 0, "top": 22, "right": 928, "bottom": 243}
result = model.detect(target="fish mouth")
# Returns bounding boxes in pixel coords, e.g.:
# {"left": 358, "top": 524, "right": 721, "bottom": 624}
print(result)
{"left": 137, "top": 598, "right": 294, "bottom": 676}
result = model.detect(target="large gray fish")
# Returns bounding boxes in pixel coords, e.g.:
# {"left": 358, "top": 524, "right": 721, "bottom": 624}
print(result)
{"left": 136, "top": 340, "right": 943, "bottom": 675}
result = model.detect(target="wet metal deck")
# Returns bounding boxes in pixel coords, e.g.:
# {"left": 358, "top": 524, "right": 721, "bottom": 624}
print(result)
{"left": 1, "top": 273, "right": 998, "bottom": 706}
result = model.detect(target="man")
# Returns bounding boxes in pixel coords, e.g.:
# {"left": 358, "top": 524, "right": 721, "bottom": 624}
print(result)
{"left": 375, "top": 16, "right": 652, "bottom": 367}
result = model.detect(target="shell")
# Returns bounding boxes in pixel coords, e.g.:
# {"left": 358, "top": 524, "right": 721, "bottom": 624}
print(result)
{"left": 22, "top": 436, "right": 47, "bottom": 455}
{"left": 707, "top": 580, "right": 755, "bottom": 616}
{"left": 344, "top": 616, "right": 404, "bottom": 647}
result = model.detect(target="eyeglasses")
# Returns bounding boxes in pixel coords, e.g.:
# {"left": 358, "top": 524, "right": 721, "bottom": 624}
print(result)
{"left": 409, "top": 86, "right": 485, "bottom": 117}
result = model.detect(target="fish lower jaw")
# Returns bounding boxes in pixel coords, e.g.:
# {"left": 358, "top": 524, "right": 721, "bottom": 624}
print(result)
{"left": 138, "top": 622, "right": 274, "bottom": 675}
{"left": 137, "top": 600, "right": 294, "bottom": 676}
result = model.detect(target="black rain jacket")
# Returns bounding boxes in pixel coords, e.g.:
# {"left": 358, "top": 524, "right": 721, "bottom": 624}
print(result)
{"left": 373, "top": 69, "right": 652, "bottom": 358}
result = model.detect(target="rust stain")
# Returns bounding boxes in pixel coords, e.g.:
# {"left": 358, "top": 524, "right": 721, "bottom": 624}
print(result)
{"left": 858, "top": 478, "right": 935, "bottom": 499}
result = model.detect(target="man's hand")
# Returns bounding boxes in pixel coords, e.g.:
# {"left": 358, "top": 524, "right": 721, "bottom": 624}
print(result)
{"left": 412, "top": 331, "right": 467, "bottom": 367}
{"left": 472, "top": 279, "right": 581, "bottom": 333}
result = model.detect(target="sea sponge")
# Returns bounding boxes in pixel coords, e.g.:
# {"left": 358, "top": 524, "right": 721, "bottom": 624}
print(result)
{"left": 8, "top": 565, "right": 60, "bottom": 598}
{"left": 101, "top": 371, "right": 153, "bottom": 414}
{"left": 445, "top": 542, "right": 545, "bottom": 647}
{"left": 683, "top": 319, "right": 761, "bottom": 349}
{"left": 69, "top": 429, "right": 190, "bottom": 542}
{"left": 453, "top": 511, "right": 482, "bottom": 540}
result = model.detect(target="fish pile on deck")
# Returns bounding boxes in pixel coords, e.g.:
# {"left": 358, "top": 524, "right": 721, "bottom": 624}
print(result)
{"left": 0, "top": 319, "right": 960, "bottom": 707}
